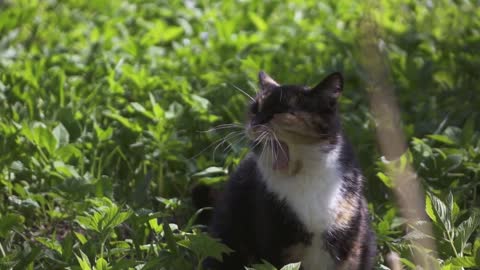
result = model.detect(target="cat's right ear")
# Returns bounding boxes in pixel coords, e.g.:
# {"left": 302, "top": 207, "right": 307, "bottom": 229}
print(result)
{"left": 258, "top": 71, "right": 279, "bottom": 92}
{"left": 312, "top": 72, "right": 343, "bottom": 99}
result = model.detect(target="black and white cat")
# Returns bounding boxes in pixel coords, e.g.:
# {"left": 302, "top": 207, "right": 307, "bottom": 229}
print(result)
{"left": 204, "top": 71, "right": 376, "bottom": 270}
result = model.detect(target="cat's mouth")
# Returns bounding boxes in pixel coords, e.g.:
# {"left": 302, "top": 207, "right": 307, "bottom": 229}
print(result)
{"left": 271, "top": 140, "right": 289, "bottom": 170}
{"left": 248, "top": 126, "right": 290, "bottom": 171}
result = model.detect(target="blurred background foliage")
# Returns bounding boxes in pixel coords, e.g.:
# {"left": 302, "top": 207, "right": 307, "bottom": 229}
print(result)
{"left": 0, "top": 0, "right": 479, "bottom": 269}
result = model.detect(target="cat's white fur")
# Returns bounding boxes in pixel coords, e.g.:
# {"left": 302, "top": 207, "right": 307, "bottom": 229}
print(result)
{"left": 257, "top": 140, "right": 343, "bottom": 270}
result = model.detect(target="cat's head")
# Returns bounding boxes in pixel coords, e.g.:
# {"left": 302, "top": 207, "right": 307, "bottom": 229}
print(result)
{"left": 247, "top": 71, "right": 343, "bottom": 170}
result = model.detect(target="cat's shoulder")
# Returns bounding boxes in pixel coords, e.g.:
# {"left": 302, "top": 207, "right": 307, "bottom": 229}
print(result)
{"left": 337, "top": 135, "right": 361, "bottom": 170}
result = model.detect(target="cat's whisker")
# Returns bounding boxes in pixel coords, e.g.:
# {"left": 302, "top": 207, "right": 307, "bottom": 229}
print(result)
{"left": 213, "top": 135, "right": 242, "bottom": 153}
{"left": 269, "top": 136, "right": 276, "bottom": 164}
{"left": 212, "top": 131, "right": 245, "bottom": 159}
{"left": 255, "top": 126, "right": 274, "bottom": 163}
{"left": 230, "top": 83, "right": 255, "bottom": 101}
{"left": 193, "top": 130, "right": 241, "bottom": 161}
{"left": 223, "top": 135, "right": 248, "bottom": 154}
{"left": 271, "top": 131, "right": 287, "bottom": 158}
{"left": 254, "top": 132, "right": 266, "bottom": 155}
{"left": 192, "top": 126, "right": 248, "bottom": 159}
{"left": 213, "top": 131, "right": 241, "bottom": 149}
{"left": 259, "top": 132, "right": 270, "bottom": 163}
{"left": 263, "top": 141, "right": 270, "bottom": 165}
{"left": 251, "top": 138, "right": 263, "bottom": 150}
{"left": 258, "top": 124, "right": 273, "bottom": 133}
{"left": 262, "top": 135, "right": 270, "bottom": 165}
{"left": 191, "top": 136, "right": 232, "bottom": 160}
{"left": 271, "top": 137, "right": 276, "bottom": 166}
{"left": 253, "top": 131, "right": 269, "bottom": 149}
{"left": 201, "top": 123, "right": 244, "bottom": 133}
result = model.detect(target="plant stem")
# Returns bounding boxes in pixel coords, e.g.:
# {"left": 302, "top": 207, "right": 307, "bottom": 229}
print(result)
{"left": 196, "top": 257, "right": 203, "bottom": 270}
{"left": 447, "top": 230, "right": 459, "bottom": 257}
{"left": 0, "top": 242, "right": 6, "bottom": 257}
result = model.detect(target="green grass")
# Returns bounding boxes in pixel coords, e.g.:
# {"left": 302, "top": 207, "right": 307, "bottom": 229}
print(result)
{"left": 0, "top": 0, "right": 479, "bottom": 269}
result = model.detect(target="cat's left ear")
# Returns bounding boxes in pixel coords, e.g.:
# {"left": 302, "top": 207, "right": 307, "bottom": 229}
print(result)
{"left": 258, "top": 71, "right": 280, "bottom": 92}
{"left": 312, "top": 72, "right": 343, "bottom": 100}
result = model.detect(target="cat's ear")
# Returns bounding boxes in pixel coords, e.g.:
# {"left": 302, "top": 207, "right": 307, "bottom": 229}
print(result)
{"left": 312, "top": 72, "right": 343, "bottom": 100}
{"left": 258, "top": 71, "right": 279, "bottom": 92}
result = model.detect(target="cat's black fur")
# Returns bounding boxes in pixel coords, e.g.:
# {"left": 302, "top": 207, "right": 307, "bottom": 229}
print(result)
{"left": 204, "top": 156, "right": 311, "bottom": 269}
{"left": 202, "top": 72, "right": 376, "bottom": 270}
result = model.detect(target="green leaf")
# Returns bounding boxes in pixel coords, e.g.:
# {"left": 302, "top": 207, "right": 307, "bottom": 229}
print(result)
{"left": 36, "top": 237, "right": 63, "bottom": 255}
{"left": 12, "top": 245, "right": 41, "bottom": 270}
{"left": 280, "top": 262, "right": 302, "bottom": 270}
{"left": 399, "top": 258, "right": 416, "bottom": 269}
{"left": 197, "top": 176, "right": 227, "bottom": 185}
{"left": 74, "top": 232, "right": 88, "bottom": 245}
{"left": 55, "top": 145, "right": 82, "bottom": 161}
{"left": 163, "top": 222, "right": 178, "bottom": 254}
{"left": 62, "top": 232, "right": 74, "bottom": 261}
{"left": 427, "top": 134, "right": 456, "bottom": 145}
{"left": 441, "top": 263, "right": 463, "bottom": 270}
{"left": 425, "top": 195, "right": 437, "bottom": 223}
{"left": 148, "top": 218, "right": 163, "bottom": 234}
{"left": 10, "top": 160, "right": 25, "bottom": 172}
{"left": 75, "top": 250, "right": 92, "bottom": 270}
{"left": 248, "top": 260, "right": 277, "bottom": 270}
{"left": 0, "top": 213, "right": 25, "bottom": 237}
{"left": 37, "top": 126, "right": 58, "bottom": 154}
{"left": 104, "top": 112, "right": 142, "bottom": 133}
{"left": 191, "top": 94, "right": 211, "bottom": 111}
{"left": 178, "top": 233, "right": 233, "bottom": 262}
{"left": 462, "top": 116, "right": 475, "bottom": 144}
{"left": 52, "top": 123, "right": 69, "bottom": 147}
{"left": 476, "top": 243, "right": 480, "bottom": 265}
{"left": 193, "top": 166, "right": 228, "bottom": 178}
{"left": 75, "top": 198, "right": 132, "bottom": 234}
{"left": 474, "top": 238, "right": 480, "bottom": 265}
{"left": 130, "top": 102, "right": 155, "bottom": 120}
{"left": 23, "top": 124, "right": 58, "bottom": 154}
{"left": 428, "top": 193, "right": 452, "bottom": 232}
{"left": 445, "top": 256, "right": 478, "bottom": 267}
{"left": 53, "top": 161, "right": 80, "bottom": 178}
{"left": 446, "top": 192, "right": 460, "bottom": 223}
{"left": 474, "top": 238, "right": 480, "bottom": 254}
{"left": 455, "top": 212, "right": 480, "bottom": 254}
{"left": 95, "top": 257, "right": 109, "bottom": 270}
{"left": 377, "top": 172, "right": 393, "bottom": 188}
{"left": 76, "top": 215, "right": 100, "bottom": 233}
{"left": 184, "top": 207, "right": 213, "bottom": 231}
{"left": 248, "top": 13, "right": 268, "bottom": 31}
{"left": 412, "top": 137, "right": 434, "bottom": 157}
{"left": 141, "top": 21, "right": 183, "bottom": 45}
{"left": 94, "top": 124, "right": 113, "bottom": 142}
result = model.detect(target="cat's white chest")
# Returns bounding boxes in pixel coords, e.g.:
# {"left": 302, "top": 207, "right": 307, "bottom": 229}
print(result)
{"left": 258, "top": 144, "right": 342, "bottom": 269}
{"left": 302, "top": 238, "right": 336, "bottom": 270}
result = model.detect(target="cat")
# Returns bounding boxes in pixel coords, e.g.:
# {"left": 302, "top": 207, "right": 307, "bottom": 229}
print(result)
{"left": 203, "top": 71, "right": 376, "bottom": 270}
